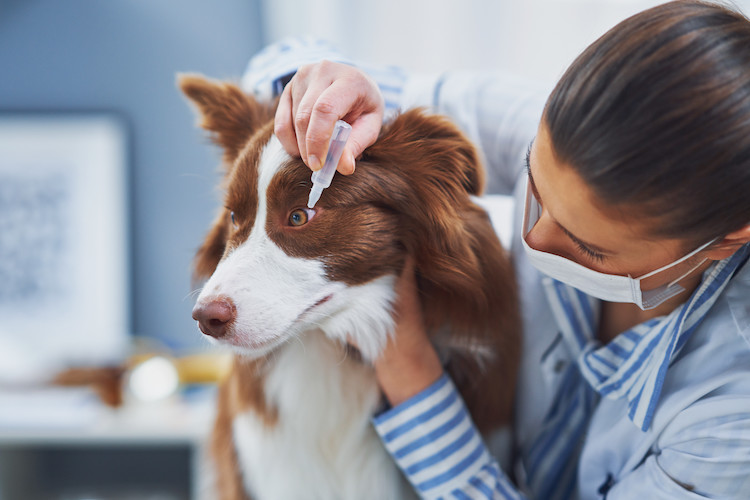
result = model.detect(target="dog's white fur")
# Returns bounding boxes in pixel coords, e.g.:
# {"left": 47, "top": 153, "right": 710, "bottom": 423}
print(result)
{"left": 198, "top": 137, "right": 397, "bottom": 361}
{"left": 195, "top": 137, "right": 414, "bottom": 499}
{"left": 232, "top": 333, "right": 413, "bottom": 499}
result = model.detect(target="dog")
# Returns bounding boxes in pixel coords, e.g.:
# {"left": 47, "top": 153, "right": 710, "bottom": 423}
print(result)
{"left": 180, "top": 74, "right": 520, "bottom": 500}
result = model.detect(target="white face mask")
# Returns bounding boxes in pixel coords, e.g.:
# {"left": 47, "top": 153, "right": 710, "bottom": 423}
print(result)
{"left": 521, "top": 179, "right": 713, "bottom": 310}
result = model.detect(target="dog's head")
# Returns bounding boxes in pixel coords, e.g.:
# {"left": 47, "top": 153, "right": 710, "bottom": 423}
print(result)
{"left": 181, "top": 75, "right": 518, "bottom": 401}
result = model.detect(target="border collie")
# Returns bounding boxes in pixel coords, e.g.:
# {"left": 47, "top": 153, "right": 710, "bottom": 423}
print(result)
{"left": 180, "top": 75, "right": 519, "bottom": 500}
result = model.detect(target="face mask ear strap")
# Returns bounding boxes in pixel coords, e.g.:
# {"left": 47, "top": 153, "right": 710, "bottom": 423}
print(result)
{"left": 636, "top": 238, "right": 717, "bottom": 281}
{"left": 666, "top": 257, "right": 708, "bottom": 288}
{"left": 638, "top": 245, "right": 714, "bottom": 310}
{"left": 640, "top": 285, "right": 686, "bottom": 310}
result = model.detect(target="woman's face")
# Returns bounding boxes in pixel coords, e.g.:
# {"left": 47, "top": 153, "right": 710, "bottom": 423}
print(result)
{"left": 524, "top": 121, "right": 710, "bottom": 294}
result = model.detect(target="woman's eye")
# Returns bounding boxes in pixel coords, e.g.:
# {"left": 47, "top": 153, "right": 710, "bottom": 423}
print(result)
{"left": 288, "top": 208, "right": 314, "bottom": 227}
{"left": 574, "top": 240, "right": 606, "bottom": 263}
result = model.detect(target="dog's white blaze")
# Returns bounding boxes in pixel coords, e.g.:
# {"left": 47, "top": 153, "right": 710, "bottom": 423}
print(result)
{"left": 196, "top": 135, "right": 398, "bottom": 360}
{"left": 232, "top": 332, "right": 414, "bottom": 500}
{"left": 196, "top": 136, "right": 334, "bottom": 355}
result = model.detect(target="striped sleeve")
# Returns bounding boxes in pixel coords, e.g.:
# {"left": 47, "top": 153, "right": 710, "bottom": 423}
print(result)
{"left": 240, "top": 36, "right": 354, "bottom": 102}
{"left": 372, "top": 374, "right": 526, "bottom": 500}
{"left": 240, "top": 36, "right": 406, "bottom": 118}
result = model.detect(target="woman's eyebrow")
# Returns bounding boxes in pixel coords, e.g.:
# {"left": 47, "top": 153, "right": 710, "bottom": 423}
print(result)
{"left": 524, "top": 141, "right": 614, "bottom": 256}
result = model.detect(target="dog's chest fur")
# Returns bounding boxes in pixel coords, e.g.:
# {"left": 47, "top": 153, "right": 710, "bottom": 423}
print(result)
{"left": 231, "top": 331, "right": 415, "bottom": 500}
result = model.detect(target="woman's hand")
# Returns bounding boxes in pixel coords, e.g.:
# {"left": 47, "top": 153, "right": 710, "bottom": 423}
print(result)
{"left": 374, "top": 259, "right": 444, "bottom": 407}
{"left": 275, "top": 60, "right": 385, "bottom": 175}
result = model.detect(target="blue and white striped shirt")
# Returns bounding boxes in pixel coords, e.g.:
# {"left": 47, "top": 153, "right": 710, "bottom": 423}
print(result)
{"left": 243, "top": 38, "right": 750, "bottom": 499}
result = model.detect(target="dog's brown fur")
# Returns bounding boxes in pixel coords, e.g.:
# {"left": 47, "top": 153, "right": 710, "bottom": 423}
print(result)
{"left": 181, "top": 74, "right": 520, "bottom": 499}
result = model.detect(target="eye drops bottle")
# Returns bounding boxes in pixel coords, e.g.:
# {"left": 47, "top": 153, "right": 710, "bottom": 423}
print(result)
{"left": 307, "top": 120, "right": 352, "bottom": 208}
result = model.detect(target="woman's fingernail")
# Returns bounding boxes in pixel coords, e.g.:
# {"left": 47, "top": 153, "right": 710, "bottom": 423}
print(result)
{"left": 308, "top": 155, "right": 320, "bottom": 171}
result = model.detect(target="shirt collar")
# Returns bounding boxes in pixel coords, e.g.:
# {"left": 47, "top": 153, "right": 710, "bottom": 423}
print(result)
{"left": 543, "top": 243, "right": 750, "bottom": 431}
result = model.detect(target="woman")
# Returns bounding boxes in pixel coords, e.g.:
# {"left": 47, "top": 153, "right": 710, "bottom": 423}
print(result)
{"left": 246, "top": 1, "right": 750, "bottom": 498}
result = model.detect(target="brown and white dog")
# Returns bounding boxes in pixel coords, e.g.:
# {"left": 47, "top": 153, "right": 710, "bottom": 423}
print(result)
{"left": 180, "top": 75, "right": 520, "bottom": 500}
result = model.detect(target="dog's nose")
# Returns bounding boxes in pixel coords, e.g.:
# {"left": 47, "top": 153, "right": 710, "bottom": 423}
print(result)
{"left": 192, "top": 297, "right": 236, "bottom": 339}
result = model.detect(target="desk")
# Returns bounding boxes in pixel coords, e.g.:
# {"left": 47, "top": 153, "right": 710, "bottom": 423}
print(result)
{"left": 0, "top": 387, "right": 215, "bottom": 500}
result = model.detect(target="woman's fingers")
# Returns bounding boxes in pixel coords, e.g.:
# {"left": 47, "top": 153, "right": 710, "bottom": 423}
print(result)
{"left": 274, "top": 82, "right": 298, "bottom": 158}
{"left": 338, "top": 110, "right": 383, "bottom": 174}
{"left": 306, "top": 77, "right": 383, "bottom": 174}
{"left": 290, "top": 67, "right": 335, "bottom": 169}
{"left": 273, "top": 61, "right": 384, "bottom": 173}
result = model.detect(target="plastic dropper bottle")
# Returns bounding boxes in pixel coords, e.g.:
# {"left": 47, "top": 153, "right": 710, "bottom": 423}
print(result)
{"left": 307, "top": 120, "right": 352, "bottom": 208}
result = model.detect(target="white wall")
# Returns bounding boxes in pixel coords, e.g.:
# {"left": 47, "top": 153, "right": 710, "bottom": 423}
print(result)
{"left": 260, "top": 0, "right": 750, "bottom": 87}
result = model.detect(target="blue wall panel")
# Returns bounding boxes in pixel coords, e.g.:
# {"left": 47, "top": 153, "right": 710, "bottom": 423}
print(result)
{"left": 0, "top": 0, "right": 264, "bottom": 351}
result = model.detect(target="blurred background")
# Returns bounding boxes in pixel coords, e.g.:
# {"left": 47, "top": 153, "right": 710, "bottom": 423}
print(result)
{"left": 1, "top": 0, "right": 748, "bottom": 499}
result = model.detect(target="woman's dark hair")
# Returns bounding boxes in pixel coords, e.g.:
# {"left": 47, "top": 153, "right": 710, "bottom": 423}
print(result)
{"left": 544, "top": 0, "right": 750, "bottom": 247}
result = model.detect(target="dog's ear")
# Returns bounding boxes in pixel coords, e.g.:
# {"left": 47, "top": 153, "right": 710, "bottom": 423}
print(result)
{"left": 361, "top": 109, "right": 487, "bottom": 298}
{"left": 180, "top": 74, "right": 270, "bottom": 285}
{"left": 360, "top": 110, "right": 520, "bottom": 431}
{"left": 193, "top": 208, "right": 230, "bottom": 284}
{"left": 365, "top": 109, "right": 485, "bottom": 196}
{"left": 428, "top": 206, "right": 520, "bottom": 432}
{"left": 178, "top": 73, "right": 272, "bottom": 164}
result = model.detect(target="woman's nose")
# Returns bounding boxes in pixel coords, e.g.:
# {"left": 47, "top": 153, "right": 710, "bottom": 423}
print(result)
{"left": 525, "top": 211, "right": 568, "bottom": 257}
{"left": 525, "top": 210, "right": 551, "bottom": 249}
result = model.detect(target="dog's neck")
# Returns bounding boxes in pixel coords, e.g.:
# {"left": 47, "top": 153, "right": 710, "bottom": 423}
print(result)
{"left": 236, "top": 330, "right": 379, "bottom": 425}
{"left": 230, "top": 330, "right": 406, "bottom": 499}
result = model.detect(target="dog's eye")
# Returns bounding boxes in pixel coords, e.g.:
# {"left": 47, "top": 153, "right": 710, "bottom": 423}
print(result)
{"left": 288, "top": 208, "right": 313, "bottom": 227}
{"left": 230, "top": 211, "right": 238, "bottom": 229}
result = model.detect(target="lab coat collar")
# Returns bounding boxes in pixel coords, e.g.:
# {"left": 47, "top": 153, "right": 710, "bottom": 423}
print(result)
{"left": 542, "top": 243, "right": 750, "bottom": 431}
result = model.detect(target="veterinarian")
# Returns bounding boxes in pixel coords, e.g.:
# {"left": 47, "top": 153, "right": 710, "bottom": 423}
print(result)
{"left": 242, "top": 1, "right": 750, "bottom": 498}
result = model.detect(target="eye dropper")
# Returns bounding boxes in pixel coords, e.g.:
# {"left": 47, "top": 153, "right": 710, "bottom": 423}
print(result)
{"left": 307, "top": 120, "right": 352, "bottom": 208}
